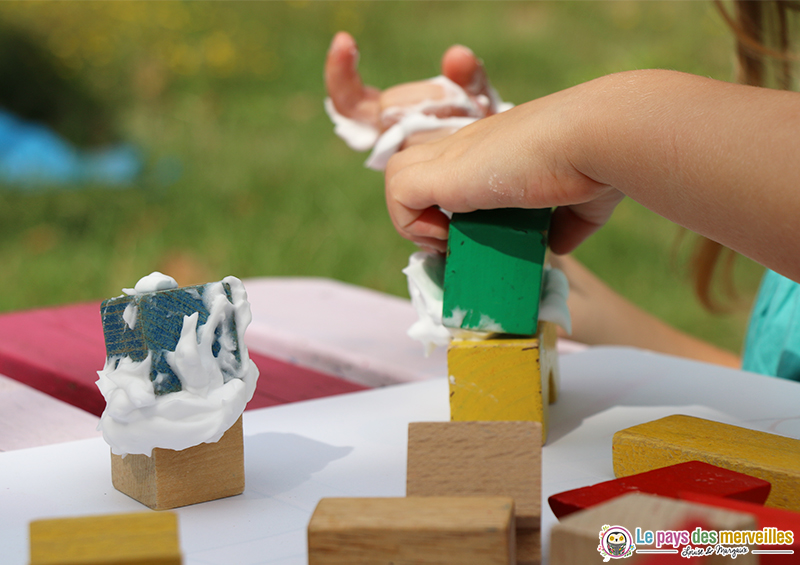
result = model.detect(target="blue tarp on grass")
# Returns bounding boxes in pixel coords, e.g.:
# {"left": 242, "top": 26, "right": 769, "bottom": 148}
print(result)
{"left": 0, "top": 108, "right": 141, "bottom": 188}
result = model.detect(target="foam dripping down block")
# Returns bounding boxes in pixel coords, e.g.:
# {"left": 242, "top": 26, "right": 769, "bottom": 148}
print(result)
{"left": 612, "top": 414, "right": 800, "bottom": 511}
{"left": 549, "top": 492, "right": 757, "bottom": 565}
{"left": 548, "top": 460, "right": 771, "bottom": 519}
{"left": 447, "top": 321, "right": 559, "bottom": 443}
{"left": 29, "top": 511, "right": 181, "bottom": 565}
{"left": 307, "top": 496, "right": 516, "bottom": 565}
{"left": 442, "top": 208, "right": 551, "bottom": 336}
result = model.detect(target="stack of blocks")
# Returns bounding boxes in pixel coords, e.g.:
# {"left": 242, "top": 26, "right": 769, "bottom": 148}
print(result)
{"left": 441, "top": 209, "right": 554, "bottom": 564}
{"left": 307, "top": 208, "right": 554, "bottom": 564}
{"left": 444, "top": 208, "right": 558, "bottom": 442}
{"left": 100, "top": 281, "right": 245, "bottom": 510}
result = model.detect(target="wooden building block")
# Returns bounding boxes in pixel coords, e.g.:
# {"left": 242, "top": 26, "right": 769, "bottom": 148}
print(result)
{"left": 442, "top": 208, "right": 551, "bottom": 336}
{"left": 548, "top": 460, "right": 771, "bottom": 519}
{"left": 516, "top": 528, "right": 540, "bottom": 565}
{"left": 550, "top": 492, "right": 757, "bottom": 565}
{"left": 307, "top": 496, "right": 515, "bottom": 565}
{"left": 111, "top": 416, "right": 244, "bottom": 510}
{"left": 101, "top": 281, "right": 242, "bottom": 395}
{"left": 29, "top": 511, "right": 181, "bottom": 565}
{"left": 448, "top": 322, "right": 559, "bottom": 443}
{"left": 407, "top": 421, "right": 541, "bottom": 528}
{"left": 613, "top": 414, "right": 800, "bottom": 511}
{"left": 679, "top": 492, "right": 800, "bottom": 564}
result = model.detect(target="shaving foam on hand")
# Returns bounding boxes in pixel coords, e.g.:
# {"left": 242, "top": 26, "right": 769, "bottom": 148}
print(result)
{"left": 96, "top": 274, "right": 259, "bottom": 456}
{"left": 325, "top": 75, "right": 513, "bottom": 171}
{"left": 404, "top": 251, "right": 571, "bottom": 355}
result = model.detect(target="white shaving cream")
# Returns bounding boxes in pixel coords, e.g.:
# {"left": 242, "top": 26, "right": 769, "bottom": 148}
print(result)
{"left": 403, "top": 251, "right": 571, "bottom": 355}
{"left": 96, "top": 274, "right": 259, "bottom": 456}
{"left": 325, "top": 74, "right": 514, "bottom": 171}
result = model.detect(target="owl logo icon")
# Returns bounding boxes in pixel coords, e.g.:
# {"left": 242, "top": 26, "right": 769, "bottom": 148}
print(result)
{"left": 598, "top": 525, "right": 635, "bottom": 561}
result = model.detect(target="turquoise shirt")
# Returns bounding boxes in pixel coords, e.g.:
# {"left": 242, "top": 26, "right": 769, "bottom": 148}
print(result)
{"left": 742, "top": 269, "right": 800, "bottom": 381}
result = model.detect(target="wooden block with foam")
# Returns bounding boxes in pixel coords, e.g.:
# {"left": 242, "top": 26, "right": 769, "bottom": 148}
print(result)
{"left": 111, "top": 416, "right": 244, "bottom": 510}
{"left": 548, "top": 460, "right": 771, "bottom": 519}
{"left": 550, "top": 492, "right": 757, "bottom": 565}
{"left": 612, "top": 414, "right": 800, "bottom": 511}
{"left": 29, "top": 511, "right": 181, "bottom": 565}
{"left": 307, "top": 496, "right": 516, "bottom": 565}
{"left": 447, "top": 322, "right": 559, "bottom": 443}
{"left": 679, "top": 492, "right": 800, "bottom": 564}
{"left": 442, "top": 208, "right": 551, "bottom": 336}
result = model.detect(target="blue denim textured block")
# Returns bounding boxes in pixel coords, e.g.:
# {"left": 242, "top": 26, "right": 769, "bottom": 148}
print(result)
{"left": 100, "top": 282, "right": 240, "bottom": 395}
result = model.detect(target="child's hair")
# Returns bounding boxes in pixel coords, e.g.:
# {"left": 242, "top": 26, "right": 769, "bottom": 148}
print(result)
{"left": 691, "top": 0, "right": 799, "bottom": 310}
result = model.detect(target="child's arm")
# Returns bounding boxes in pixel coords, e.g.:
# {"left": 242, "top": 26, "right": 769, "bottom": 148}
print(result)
{"left": 550, "top": 255, "right": 741, "bottom": 367}
{"left": 385, "top": 69, "right": 800, "bottom": 282}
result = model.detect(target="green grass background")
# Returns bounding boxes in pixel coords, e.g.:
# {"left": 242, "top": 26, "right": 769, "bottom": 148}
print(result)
{"left": 0, "top": 1, "right": 764, "bottom": 355}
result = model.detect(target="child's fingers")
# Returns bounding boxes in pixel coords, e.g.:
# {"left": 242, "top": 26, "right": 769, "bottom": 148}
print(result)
{"left": 324, "top": 32, "right": 380, "bottom": 125}
{"left": 387, "top": 201, "right": 450, "bottom": 252}
{"left": 441, "top": 45, "right": 487, "bottom": 97}
{"left": 441, "top": 45, "right": 492, "bottom": 114}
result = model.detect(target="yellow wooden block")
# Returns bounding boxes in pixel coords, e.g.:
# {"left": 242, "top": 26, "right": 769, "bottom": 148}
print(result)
{"left": 308, "top": 496, "right": 515, "bottom": 565}
{"left": 29, "top": 512, "right": 181, "bottom": 565}
{"left": 111, "top": 416, "right": 244, "bottom": 510}
{"left": 550, "top": 492, "right": 756, "bottom": 565}
{"left": 447, "top": 321, "right": 559, "bottom": 442}
{"left": 613, "top": 414, "right": 800, "bottom": 511}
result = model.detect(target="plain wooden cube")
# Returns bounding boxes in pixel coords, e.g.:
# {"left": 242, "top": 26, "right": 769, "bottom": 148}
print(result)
{"left": 550, "top": 493, "right": 757, "bottom": 565}
{"left": 111, "top": 416, "right": 244, "bottom": 510}
{"left": 447, "top": 321, "right": 559, "bottom": 442}
{"left": 29, "top": 511, "right": 181, "bottom": 565}
{"left": 307, "top": 496, "right": 516, "bottom": 565}
{"left": 407, "top": 421, "right": 541, "bottom": 529}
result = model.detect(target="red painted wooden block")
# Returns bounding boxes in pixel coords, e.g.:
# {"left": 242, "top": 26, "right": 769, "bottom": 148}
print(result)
{"left": 680, "top": 492, "right": 800, "bottom": 564}
{"left": 548, "top": 461, "right": 771, "bottom": 519}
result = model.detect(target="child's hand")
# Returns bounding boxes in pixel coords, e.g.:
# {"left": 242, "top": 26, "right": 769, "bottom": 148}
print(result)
{"left": 384, "top": 80, "right": 624, "bottom": 254}
{"left": 324, "top": 32, "right": 498, "bottom": 151}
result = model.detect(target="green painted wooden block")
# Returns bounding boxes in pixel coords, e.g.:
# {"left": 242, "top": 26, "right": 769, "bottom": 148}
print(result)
{"left": 442, "top": 208, "right": 551, "bottom": 336}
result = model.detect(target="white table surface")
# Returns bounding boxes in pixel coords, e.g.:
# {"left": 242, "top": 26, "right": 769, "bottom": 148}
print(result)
{"left": 3, "top": 346, "right": 800, "bottom": 565}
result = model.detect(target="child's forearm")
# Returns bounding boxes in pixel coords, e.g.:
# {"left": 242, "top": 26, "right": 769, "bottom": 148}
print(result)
{"left": 571, "top": 70, "right": 800, "bottom": 280}
{"left": 552, "top": 254, "right": 741, "bottom": 368}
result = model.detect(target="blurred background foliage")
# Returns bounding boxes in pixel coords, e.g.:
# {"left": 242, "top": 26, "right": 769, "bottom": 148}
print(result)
{"left": 0, "top": 1, "right": 763, "bottom": 354}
